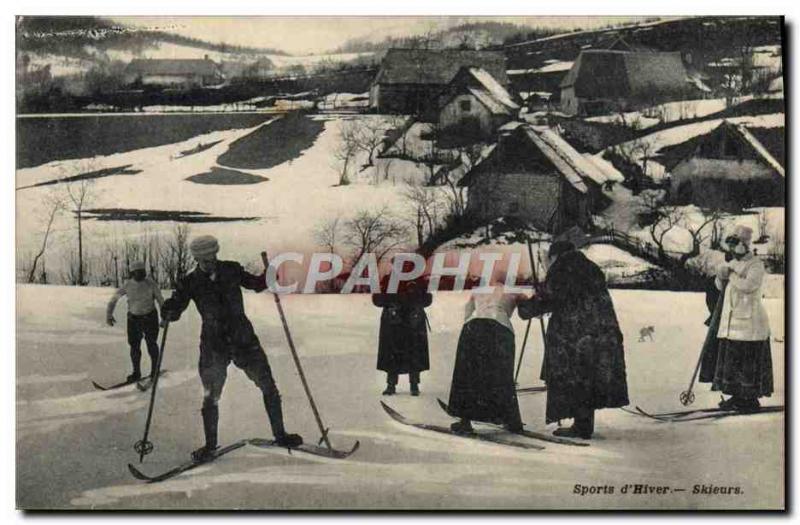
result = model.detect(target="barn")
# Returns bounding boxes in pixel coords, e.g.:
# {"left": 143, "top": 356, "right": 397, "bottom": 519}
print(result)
{"left": 437, "top": 67, "right": 519, "bottom": 145}
{"left": 124, "top": 57, "right": 225, "bottom": 88}
{"left": 369, "top": 48, "right": 508, "bottom": 119}
{"left": 659, "top": 121, "right": 785, "bottom": 210}
{"left": 559, "top": 50, "right": 697, "bottom": 116}
{"left": 458, "top": 123, "right": 620, "bottom": 233}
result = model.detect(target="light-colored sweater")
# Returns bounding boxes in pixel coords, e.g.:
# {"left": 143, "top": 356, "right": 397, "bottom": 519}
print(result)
{"left": 463, "top": 287, "right": 526, "bottom": 333}
{"left": 715, "top": 255, "right": 770, "bottom": 341}
{"left": 107, "top": 277, "right": 165, "bottom": 318}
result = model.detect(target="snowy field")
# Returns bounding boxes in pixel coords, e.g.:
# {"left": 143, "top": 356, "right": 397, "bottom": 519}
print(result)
{"left": 16, "top": 284, "right": 784, "bottom": 509}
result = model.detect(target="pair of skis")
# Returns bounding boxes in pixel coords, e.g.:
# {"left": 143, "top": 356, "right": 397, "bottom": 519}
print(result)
{"left": 380, "top": 399, "right": 588, "bottom": 450}
{"left": 623, "top": 404, "right": 784, "bottom": 422}
{"left": 128, "top": 438, "right": 361, "bottom": 483}
{"left": 91, "top": 370, "right": 167, "bottom": 392}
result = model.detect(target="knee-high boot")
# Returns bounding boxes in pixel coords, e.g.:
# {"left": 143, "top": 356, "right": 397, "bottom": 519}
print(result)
{"left": 201, "top": 404, "right": 219, "bottom": 450}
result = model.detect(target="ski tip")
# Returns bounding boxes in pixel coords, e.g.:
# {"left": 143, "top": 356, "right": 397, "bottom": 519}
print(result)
{"left": 91, "top": 381, "right": 107, "bottom": 391}
{"left": 127, "top": 463, "right": 152, "bottom": 482}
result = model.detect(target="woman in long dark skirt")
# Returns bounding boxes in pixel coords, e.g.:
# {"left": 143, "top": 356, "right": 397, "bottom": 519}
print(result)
{"left": 448, "top": 274, "right": 527, "bottom": 434}
{"left": 373, "top": 278, "right": 432, "bottom": 396}
{"left": 707, "top": 225, "right": 773, "bottom": 412}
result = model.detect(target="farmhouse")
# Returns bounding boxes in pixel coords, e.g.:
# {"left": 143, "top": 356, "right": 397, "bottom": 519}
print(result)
{"left": 458, "top": 123, "right": 620, "bottom": 233}
{"left": 659, "top": 120, "right": 785, "bottom": 210}
{"left": 369, "top": 48, "right": 508, "bottom": 119}
{"left": 559, "top": 50, "right": 697, "bottom": 116}
{"left": 124, "top": 56, "right": 225, "bottom": 88}
{"left": 437, "top": 67, "right": 519, "bottom": 144}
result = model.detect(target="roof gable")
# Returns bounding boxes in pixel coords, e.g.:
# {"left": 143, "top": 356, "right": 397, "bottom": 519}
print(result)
{"left": 374, "top": 48, "right": 508, "bottom": 86}
{"left": 560, "top": 50, "right": 690, "bottom": 99}
{"left": 659, "top": 121, "right": 785, "bottom": 177}
{"left": 460, "top": 125, "right": 617, "bottom": 191}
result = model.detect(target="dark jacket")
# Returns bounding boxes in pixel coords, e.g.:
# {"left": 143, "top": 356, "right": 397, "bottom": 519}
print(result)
{"left": 519, "top": 250, "right": 629, "bottom": 423}
{"left": 373, "top": 280, "right": 432, "bottom": 374}
{"left": 162, "top": 261, "right": 266, "bottom": 351}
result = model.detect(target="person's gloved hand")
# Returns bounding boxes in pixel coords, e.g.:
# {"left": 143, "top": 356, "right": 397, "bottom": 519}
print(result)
{"left": 161, "top": 309, "right": 180, "bottom": 322}
{"left": 106, "top": 316, "right": 115, "bottom": 327}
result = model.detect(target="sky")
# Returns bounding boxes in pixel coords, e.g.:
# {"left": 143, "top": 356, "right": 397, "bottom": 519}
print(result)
{"left": 111, "top": 16, "right": 656, "bottom": 55}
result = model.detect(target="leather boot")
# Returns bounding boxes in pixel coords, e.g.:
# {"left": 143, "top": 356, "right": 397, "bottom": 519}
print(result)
{"left": 264, "top": 394, "right": 303, "bottom": 447}
{"left": 191, "top": 405, "right": 219, "bottom": 462}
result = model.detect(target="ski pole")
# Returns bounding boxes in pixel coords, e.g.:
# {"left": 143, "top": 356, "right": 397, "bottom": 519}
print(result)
{"left": 680, "top": 282, "right": 727, "bottom": 406}
{"left": 261, "top": 251, "right": 333, "bottom": 450}
{"left": 514, "top": 237, "right": 548, "bottom": 384}
{"left": 134, "top": 321, "right": 169, "bottom": 463}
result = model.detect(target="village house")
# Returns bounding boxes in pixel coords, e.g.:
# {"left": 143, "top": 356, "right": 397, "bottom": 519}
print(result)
{"left": 658, "top": 120, "right": 785, "bottom": 210}
{"left": 437, "top": 67, "right": 520, "bottom": 145}
{"left": 369, "top": 48, "right": 508, "bottom": 119}
{"left": 124, "top": 56, "right": 225, "bottom": 88}
{"left": 458, "top": 123, "right": 622, "bottom": 234}
{"left": 559, "top": 49, "right": 699, "bottom": 116}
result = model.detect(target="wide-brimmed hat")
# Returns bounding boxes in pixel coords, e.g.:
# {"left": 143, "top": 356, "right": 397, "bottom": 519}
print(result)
{"left": 729, "top": 225, "right": 754, "bottom": 245}
{"left": 190, "top": 235, "right": 220, "bottom": 258}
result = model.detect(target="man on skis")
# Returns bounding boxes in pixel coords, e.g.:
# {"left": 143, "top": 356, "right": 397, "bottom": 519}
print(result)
{"left": 107, "top": 260, "right": 164, "bottom": 382}
{"left": 160, "top": 235, "right": 302, "bottom": 461}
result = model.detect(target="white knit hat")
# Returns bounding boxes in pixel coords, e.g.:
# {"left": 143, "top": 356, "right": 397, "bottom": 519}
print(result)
{"left": 190, "top": 235, "right": 220, "bottom": 258}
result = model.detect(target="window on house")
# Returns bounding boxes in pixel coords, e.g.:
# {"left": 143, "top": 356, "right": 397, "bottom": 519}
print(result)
{"left": 722, "top": 136, "right": 739, "bottom": 158}
{"left": 460, "top": 99, "right": 471, "bottom": 112}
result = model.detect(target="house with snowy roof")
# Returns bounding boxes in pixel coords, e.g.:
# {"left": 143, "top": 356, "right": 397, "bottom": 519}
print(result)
{"left": 437, "top": 67, "right": 520, "bottom": 145}
{"left": 369, "top": 48, "right": 508, "bottom": 119}
{"left": 458, "top": 123, "right": 621, "bottom": 233}
{"left": 559, "top": 49, "right": 700, "bottom": 116}
{"left": 658, "top": 120, "right": 785, "bottom": 210}
{"left": 124, "top": 56, "right": 225, "bottom": 88}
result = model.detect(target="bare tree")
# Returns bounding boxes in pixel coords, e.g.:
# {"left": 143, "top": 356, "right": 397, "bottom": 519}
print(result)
{"left": 160, "top": 223, "right": 192, "bottom": 288}
{"left": 64, "top": 178, "right": 96, "bottom": 286}
{"left": 402, "top": 183, "right": 442, "bottom": 247}
{"left": 334, "top": 121, "right": 361, "bottom": 185}
{"left": 27, "top": 190, "right": 64, "bottom": 283}
{"left": 757, "top": 209, "right": 770, "bottom": 242}
{"left": 354, "top": 118, "right": 387, "bottom": 170}
{"left": 639, "top": 190, "right": 685, "bottom": 262}
{"left": 679, "top": 209, "right": 723, "bottom": 265}
{"left": 342, "top": 207, "right": 409, "bottom": 263}
{"left": 314, "top": 216, "right": 342, "bottom": 254}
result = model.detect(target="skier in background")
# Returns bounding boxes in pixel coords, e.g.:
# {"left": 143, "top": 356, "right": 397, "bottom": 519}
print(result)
{"left": 373, "top": 272, "right": 432, "bottom": 396}
{"left": 160, "top": 235, "right": 302, "bottom": 461}
{"left": 106, "top": 260, "right": 164, "bottom": 382}
{"left": 447, "top": 271, "right": 527, "bottom": 434}
{"left": 704, "top": 225, "right": 773, "bottom": 412}
{"left": 518, "top": 241, "right": 628, "bottom": 439}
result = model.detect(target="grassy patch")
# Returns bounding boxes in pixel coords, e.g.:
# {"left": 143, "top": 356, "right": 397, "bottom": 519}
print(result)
{"left": 186, "top": 167, "right": 268, "bottom": 185}
{"left": 217, "top": 112, "right": 325, "bottom": 170}
{"left": 18, "top": 164, "right": 142, "bottom": 190}
{"left": 82, "top": 208, "right": 258, "bottom": 223}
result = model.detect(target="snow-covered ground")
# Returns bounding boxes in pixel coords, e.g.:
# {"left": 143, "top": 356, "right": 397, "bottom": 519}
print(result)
{"left": 585, "top": 97, "right": 754, "bottom": 130}
{"left": 16, "top": 284, "right": 785, "bottom": 509}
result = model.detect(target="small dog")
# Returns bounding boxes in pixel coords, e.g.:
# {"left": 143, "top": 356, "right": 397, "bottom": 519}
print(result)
{"left": 638, "top": 326, "right": 655, "bottom": 342}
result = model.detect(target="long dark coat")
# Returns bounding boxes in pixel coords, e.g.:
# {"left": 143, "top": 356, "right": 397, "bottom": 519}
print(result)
{"left": 162, "top": 261, "right": 266, "bottom": 351}
{"left": 373, "top": 282, "right": 432, "bottom": 374}
{"left": 519, "top": 250, "right": 629, "bottom": 423}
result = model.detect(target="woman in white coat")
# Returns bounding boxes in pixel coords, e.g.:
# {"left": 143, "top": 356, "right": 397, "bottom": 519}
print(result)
{"left": 712, "top": 225, "right": 774, "bottom": 412}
